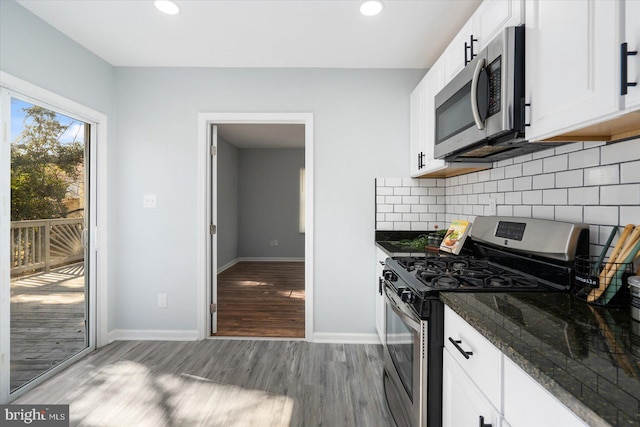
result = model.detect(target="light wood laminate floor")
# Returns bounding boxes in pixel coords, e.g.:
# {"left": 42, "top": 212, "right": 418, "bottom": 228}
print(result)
{"left": 216, "top": 262, "right": 305, "bottom": 338}
{"left": 15, "top": 339, "right": 393, "bottom": 427}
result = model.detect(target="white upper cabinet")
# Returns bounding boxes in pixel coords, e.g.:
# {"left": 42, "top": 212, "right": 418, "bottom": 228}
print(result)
{"left": 409, "top": 74, "right": 428, "bottom": 177}
{"left": 524, "top": 0, "right": 626, "bottom": 141}
{"left": 443, "top": 0, "right": 523, "bottom": 83}
{"left": 624, "top": 0, "right": 640, "bottom": 110}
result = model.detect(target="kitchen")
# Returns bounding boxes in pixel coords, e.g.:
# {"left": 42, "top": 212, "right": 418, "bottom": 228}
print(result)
{"left": 0, "top": 0, "right": 639, "bottom": 426}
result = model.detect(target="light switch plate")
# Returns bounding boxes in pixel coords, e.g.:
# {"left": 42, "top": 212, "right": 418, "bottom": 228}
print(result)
{"left": 143, "top": 194, "right": 157, "bottom": 208}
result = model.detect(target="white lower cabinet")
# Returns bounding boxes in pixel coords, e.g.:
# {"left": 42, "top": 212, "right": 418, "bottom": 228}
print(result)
{"left": 443, "top": 306, "right": 588, "bottom": 427}
{"left": 503, "top": 357, "right": 588, "bottom": 427}
{"left": 443, "top": 349, "right": 501, "bottom": 427}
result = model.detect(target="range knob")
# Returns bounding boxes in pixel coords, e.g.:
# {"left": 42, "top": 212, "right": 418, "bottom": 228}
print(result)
{"left": 383, "top": 270, "right": 397, "bottom": 282}
{"left": 401, "top": 290, "right": 414, "bottom": 303}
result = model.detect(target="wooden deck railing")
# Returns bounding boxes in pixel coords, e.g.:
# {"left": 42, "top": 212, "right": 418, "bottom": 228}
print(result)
{"left": 10, "top": 218, "right": 85, "bottom": 275}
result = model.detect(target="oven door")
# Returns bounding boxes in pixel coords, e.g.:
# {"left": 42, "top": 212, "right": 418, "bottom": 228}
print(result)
{"left": 383, "top": 285, "right": 427, "bottom": 427}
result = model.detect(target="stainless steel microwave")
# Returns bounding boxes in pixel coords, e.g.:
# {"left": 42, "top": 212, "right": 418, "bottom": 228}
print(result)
{"left": 434, "top": 26, "right": 558, "bottom": 162}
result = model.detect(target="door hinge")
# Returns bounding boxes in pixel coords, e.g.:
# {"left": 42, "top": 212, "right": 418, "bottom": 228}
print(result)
{"left": 210, "top": 303, "right": 217, "bottom": 314}
{"left": 210, "top": 145, "right": 217, "bottom": 156}
{"left": 210, "top": 224, "right": 217, "bottom": 235}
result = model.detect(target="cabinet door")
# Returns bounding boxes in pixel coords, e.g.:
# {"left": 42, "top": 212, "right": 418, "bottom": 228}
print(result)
{"left": 443, "top": 20, "right": 473, "bottom": 83}
{"left": 423, "top": 58, "right": 446, "bottom": 171}
{"left": 375, "top": 248, "right": 387, "bottom": 344}
{"left": 409, "top": 76, "right": 427, "bottom": 177}
{"left": 503, "top": 357, "right": 588, "bottom": 427}
{"left": 624, "top": 0, "right": 640, "bottom": 109}
{"left": 525, "top": 0, "right": 622, "bottom": 141}
{"left": 443, "top": 349, "right": 501, "bottom": 427}
{"left": 472, "top": 0, "right": 524, "bottom": 50}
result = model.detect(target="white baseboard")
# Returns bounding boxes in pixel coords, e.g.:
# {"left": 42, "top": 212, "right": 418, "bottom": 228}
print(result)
{"left": 312, "top": 333, "right": 381, "bottom": 344}
{"left": 217, "top": 259, "right": 239, "bottom": 274}
{"left": 237, "top": 257, "right": 305, "bottom": 263}
{"left": 107, "top": 329, "right": 200, "bottom": 342}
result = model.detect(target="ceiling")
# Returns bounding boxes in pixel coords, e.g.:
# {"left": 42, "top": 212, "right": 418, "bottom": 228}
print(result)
{"left": 17, "top": 0, "right": 482, "bottom": 69}
{"left": 217, "top": 124, "right": 305, "bottom": 149}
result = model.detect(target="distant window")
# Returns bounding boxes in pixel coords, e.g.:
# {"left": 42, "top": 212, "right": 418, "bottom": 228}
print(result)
{"left": 299, "top": 167, "right": 305, "bottom": 233}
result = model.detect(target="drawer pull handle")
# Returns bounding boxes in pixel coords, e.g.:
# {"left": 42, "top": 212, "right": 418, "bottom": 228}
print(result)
{"left": 448, "top": 337, "right": 473, "bottom": 359}
{"left": 479, "top": 415, "right": 492, "bottom": 427}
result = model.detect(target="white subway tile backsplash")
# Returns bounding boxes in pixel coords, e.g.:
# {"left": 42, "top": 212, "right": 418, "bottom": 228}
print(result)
{"left": 555, "top": 170, "right": 583, "bottom": 188}
{"left": 621, "top": 160, "right": 640, "bottom": 183}
{"left": 377, "top": 137, "right": 640, "bottom": 232}
{"left": 569, "top": 147, "right": 599, "bottom": 170}
{"left": 543, "top": 154, "right": 568, "bottom": 173}
{"left": 522, "top": 190, "right": 543, "bottom": 205}
{"left": 555, "top": 142, "right": 583, "bottom": 154}
{"left": 601, "top": 139, "right": 640, "bottom": 165}
{"left": 620, "top": 206, "right": 640, "bottom": 225}
{"left": 569, "top": 187, "right": 599, "bottom": 205}
{"left": 402, "top": 196, "right": 420, "bottom": 204}
{"left": 505, "top": 164, "right": 522, "bottom": 178}
{"left": 386, "top": 195, "right": 402, "bottom": 204}
{"left": 522, "top": 159, "right": 543, "bottom": 176}
{"left": 505, "top": 192, "right": 522, "bottom": 205}
{"left": 498, "top": 179, "right": 514, "bottom": 192}
{"left": 584, "top": 165, "right": 619, "bottom": 186}
{"left": 513, "top": 176, "right": 532, "bottom": 191}
{"left": 555, "top": 206, "right": 583, "bottom": 223}
{"left": 584, "top": 206, "right": 618, "bottom": 225}
{"left": 513, "top": 205, "right": 532, "bottom": 217}
{"left": 491, "top": 168, "right": 505, "bottom": 181}
{"left": 543, "top": 189, "right": 568, "bottom": 205}
{"left": 600, "top": 184, "right": 640, "bottom": 206}
{"left": 532, "top": 173, "right": 555, "bottom": 189}
{"left": 532, "top": 205, "right": 555, "bottom": 219}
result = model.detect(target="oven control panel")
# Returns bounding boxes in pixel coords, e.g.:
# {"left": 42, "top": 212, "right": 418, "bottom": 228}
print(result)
{"left": 495, "top": 221, "right": 526, "bottom": 241}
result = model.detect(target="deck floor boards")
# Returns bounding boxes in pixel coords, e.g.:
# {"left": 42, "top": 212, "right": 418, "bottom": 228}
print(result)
{"left": 10, "top": 263, "right": 87, "bottom": 391}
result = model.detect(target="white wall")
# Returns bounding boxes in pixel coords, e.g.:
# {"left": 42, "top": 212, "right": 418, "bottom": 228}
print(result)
{"left": 112, "top": 67, "right": 423, "bottom": 335}
{"left": 0, "top": 0, "right": 116, "bottom": 331}
{"left": 238, "top": 148, "right": 305, "bottom": 259}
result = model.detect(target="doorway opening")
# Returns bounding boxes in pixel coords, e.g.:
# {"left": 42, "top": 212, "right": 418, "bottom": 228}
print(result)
{"left": 197, "top": 113, "right": 314, "bottom": 341}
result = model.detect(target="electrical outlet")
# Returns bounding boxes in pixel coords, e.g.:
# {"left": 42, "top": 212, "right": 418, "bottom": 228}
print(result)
{"left": 143, "top": 194, "right": 157, "bottom": 208}
{"left": 488, "top": 197, "right": 497, "bottom": 216}
{"left": 157, "top": 293, "right": 167, "bottom": 308}
{"left": 269, "top": 239, "right": 279, "bottom": 247}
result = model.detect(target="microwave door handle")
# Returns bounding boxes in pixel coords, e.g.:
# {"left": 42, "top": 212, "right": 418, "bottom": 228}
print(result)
{"left": 470, "top": 57, "right": 486, "bottom": 130}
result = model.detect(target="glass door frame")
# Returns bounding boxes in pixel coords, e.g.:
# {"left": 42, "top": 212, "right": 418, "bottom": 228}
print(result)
{"left": 0, "top": 72, "right": 108, "bottom": 403}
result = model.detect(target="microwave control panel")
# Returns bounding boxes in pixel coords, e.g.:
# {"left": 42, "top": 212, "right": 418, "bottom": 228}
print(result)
{"left": 487, "top": 57, "right": 501, "bottom": 117}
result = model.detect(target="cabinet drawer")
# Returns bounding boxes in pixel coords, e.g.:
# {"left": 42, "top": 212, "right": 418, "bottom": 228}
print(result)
{"left": 444, "top": 306, "right": 502, "bottom": 409}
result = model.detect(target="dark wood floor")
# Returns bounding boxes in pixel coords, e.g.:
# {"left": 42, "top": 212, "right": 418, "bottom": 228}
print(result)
{"left": 15, "top": 339, "right": 393, "bottom": 427}
{"left": 215, "top": 262, "right": 305, "bottom": 338}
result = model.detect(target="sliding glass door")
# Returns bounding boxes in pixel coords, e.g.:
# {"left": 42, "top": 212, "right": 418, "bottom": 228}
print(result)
{"left": 8, "top": 97, "right": 90, "bottom": 392}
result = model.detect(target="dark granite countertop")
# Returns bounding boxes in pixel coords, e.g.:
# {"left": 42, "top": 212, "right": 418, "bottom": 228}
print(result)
{"left": 375, "top": 230, "right": 441, "bottom": 257}
{"left": 441, "top": 292, "right": 640, "bottom": 427}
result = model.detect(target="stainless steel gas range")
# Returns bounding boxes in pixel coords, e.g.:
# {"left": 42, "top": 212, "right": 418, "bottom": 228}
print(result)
{"left": 381, "top": 216, "right": 590, "bottom": 427}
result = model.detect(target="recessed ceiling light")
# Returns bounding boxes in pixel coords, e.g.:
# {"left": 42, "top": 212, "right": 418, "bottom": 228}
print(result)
{"left": 360, "top": 0, "right": 384, "bottom": 17}
{"left": 154, "top": 0, "right": 180, "bottom": 15}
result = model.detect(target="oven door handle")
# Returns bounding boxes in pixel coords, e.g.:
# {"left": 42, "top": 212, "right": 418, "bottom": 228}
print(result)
{"left": 384, "top": 286, "right": 421, "bottom": 332}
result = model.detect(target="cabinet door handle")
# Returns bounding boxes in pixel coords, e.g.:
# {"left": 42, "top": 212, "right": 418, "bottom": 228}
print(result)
{"left": 464, "top": 35, "right": 478, "bottom": 66}
{"left": 479, "top": 415, "right": 492, "bottom": 427}
{"left": 448, "top": 337, "right": 473, "bottom": 359}
{"left": 621, "top": 42, "right": 638, "bottom": 96}
{"left": 378, "top": 277, "right": 383, "bottom": 295}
